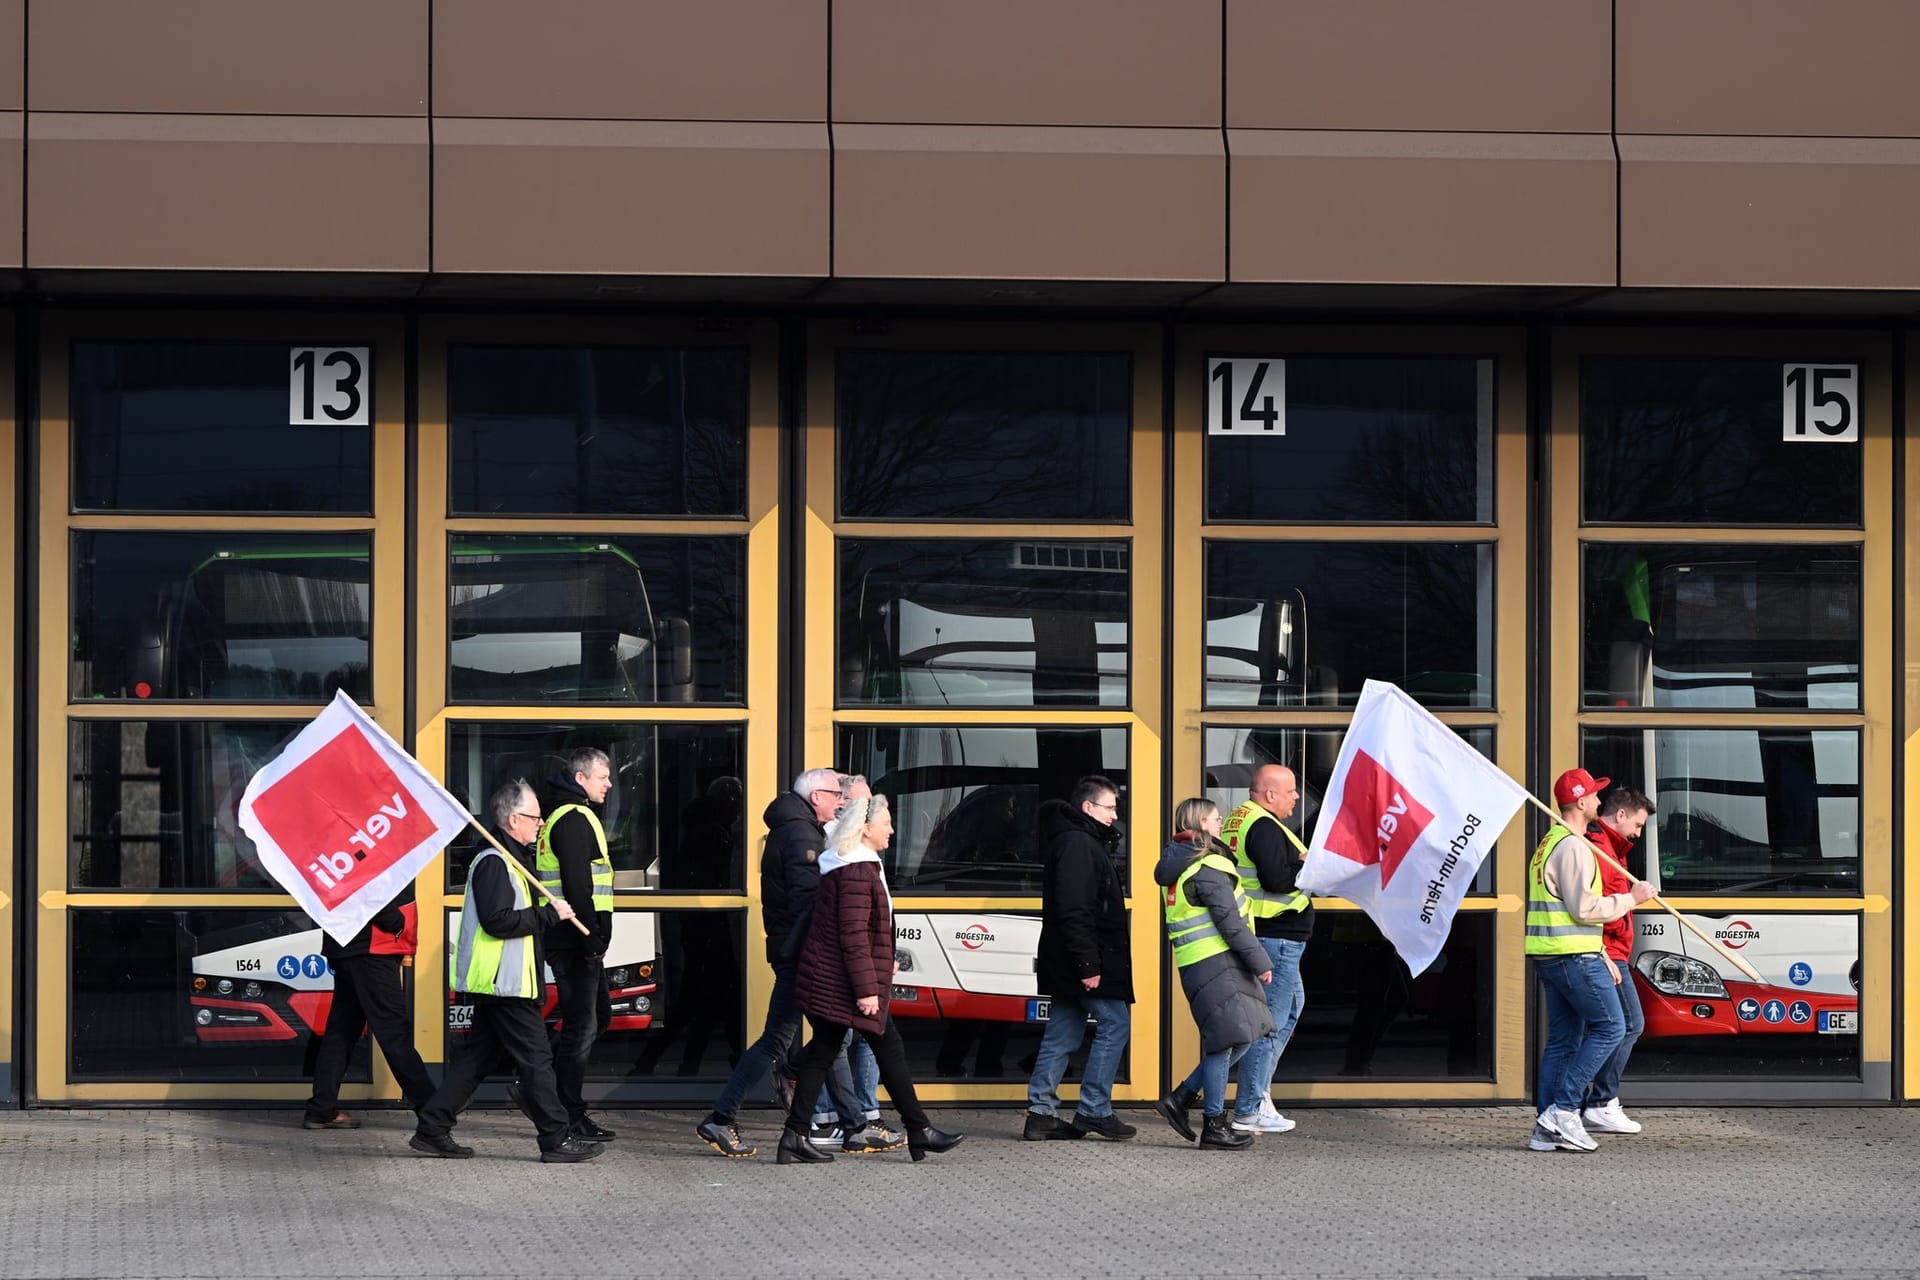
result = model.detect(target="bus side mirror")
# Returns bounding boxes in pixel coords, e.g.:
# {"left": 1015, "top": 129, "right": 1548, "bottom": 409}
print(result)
{"left": 661, "top": 616, "right": 694, "bottom": 703}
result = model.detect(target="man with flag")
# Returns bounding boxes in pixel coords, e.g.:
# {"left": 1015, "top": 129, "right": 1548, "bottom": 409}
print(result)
{"left": 1222, "top": 764, "right": 1311, "bottom": 1137}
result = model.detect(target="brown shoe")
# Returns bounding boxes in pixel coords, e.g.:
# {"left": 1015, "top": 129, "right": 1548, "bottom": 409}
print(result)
{"left": 302, "top": 1111, "right": 361, "bottom": 1130}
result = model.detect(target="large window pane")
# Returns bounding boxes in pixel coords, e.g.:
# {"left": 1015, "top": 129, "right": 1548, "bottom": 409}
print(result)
{"left": 838, "top": 725, "right": 1128, "bottom": 895}
{"left": 1583, "top": 544, "right": 1861, "bottom": 710}
{"left": 1581, "top": 728, "right": 1860, "bottom": 894}
{"left": 1204, "top": 725, "right": 1497, "bottom": 894}
{"left": 73, "top": 532, "right": 372, "bottom": 702}
{"left": 838, "top": 538, "right": 1128, "bottom": 709}
{"left": 73, "top": 342, "right": 374, "bottom": 513}
{"left": 445, "top": 722, "right": 745, "bottom": 892}
{"left": 1628, "top": 911, "right": 1860, "bottom": 1081}
{"left": 1582, "top": 357, "right": 1862, "bottom": 525}
{"left": 1208, "top": 357, "right": 1492, "bottom": 523}
{"left": 74, "top": 908, "right": 363, "bottom": 1081}
{"left": 70, "top": 719, "right": 301, "bottom": 891}
{"left": 450, "top": 535, "right": 745, "bottom": 704}
{"left": 1206, "top": 541, "right": 1493, "bottom": 708}
{"left": 448, "top": 345, "right": 748, "bottom": 517}
{"left": 837, "top": 350, "right": 1130, "bottom": 521}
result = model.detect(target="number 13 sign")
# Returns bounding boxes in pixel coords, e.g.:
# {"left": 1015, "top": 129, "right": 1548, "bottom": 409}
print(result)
{"left": 290, "top": 347, "right": 371, "bottom": 426}
{"left": 1208, "top": 358, "right": 1285, "bottom": 436}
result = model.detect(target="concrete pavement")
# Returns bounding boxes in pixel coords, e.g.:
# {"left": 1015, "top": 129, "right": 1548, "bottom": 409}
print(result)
{"left": 0, "top": 1104, "right": 1916, "bottom": 1279}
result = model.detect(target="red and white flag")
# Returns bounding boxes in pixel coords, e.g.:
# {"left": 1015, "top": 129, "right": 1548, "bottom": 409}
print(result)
{"left": 1297, "top": 680, "right": 1528, "bottom": 975}
{"left": 238, "top": 690, "right": 472, "bottom": 945}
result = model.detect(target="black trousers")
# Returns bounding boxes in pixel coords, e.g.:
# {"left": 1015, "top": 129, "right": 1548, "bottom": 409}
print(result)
{"left": 784, "top": 1014, "right": 929, "bottom": 1133}
{"left": 547, "top": 951, "right": 611, "bottom": 1121}
{"left": 305, "top": 953, "right": 437, "bottom": 1120}
{"left": 416, "top": 998, "right": 572, "bottom": 1150}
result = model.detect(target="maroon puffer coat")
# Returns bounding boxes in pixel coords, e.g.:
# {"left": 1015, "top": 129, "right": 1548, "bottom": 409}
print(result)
{"left": 794, "top": 860, "right": 893, "bottom": 1035}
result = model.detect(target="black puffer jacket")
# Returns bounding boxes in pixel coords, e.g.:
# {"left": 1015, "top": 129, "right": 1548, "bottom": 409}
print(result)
{"left": 1034, "top": 799, "right": 1133, "bottom": 1003}
{"left": 759, "top": 791, "right": 828, "bottom": 964}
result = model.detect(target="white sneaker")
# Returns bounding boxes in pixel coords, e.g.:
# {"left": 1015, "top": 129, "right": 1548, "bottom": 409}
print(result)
{"left": 1582, "top": 1098, "right": 1643, "bottom": 1135}
{"left": 1539, "top": 1104, "right": 1597, "bottom": 1152}
{"left": 1527, "top": 1121, "right": 1562, "bottom": 1152}
{"left": 807, "top": 1124, "right": 846, "bottom": 1149}
{"left": 1255, "top": 1098, "right": 1297, "bottom": 1133}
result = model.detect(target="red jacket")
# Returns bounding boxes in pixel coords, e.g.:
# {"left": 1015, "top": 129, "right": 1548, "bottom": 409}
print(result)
{"left": 795, "top": 860, "right": 894, "bottom": 1035}
{"left": 1587, "top": 820, "right": 1636, "bottom": 962}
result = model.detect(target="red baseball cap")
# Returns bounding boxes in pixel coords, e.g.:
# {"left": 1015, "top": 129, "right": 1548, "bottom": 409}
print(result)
{"left": 1553, "top": 767, "right": 1610, "bottom": 807}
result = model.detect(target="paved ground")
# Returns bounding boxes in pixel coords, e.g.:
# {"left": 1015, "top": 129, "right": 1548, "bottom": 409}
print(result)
{"left": 0, "top": 1104, "right": 1916, "bottom": 1280}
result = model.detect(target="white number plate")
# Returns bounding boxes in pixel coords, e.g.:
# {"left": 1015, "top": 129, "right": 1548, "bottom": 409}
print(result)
{"left": 447, "top": 1003, "right": 474, "bottom": 1030}
{"left": 1817, "top": 1009, "right": 1856, "bottom": 1034}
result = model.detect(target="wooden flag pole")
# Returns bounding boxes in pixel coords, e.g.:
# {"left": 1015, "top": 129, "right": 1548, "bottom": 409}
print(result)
{"left": 464, "top": 816, "right": 592, "bottom": 936}
{"left": 1525, "top": 794, "right": 1762, "bottom": 983}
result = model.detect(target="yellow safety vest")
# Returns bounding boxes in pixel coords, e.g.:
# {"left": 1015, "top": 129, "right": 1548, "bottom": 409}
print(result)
{"left": 1164, "top": 852, "right": 1252, "bottom": 968}
{"left": 536, "top": 802, "right": 615, "bottom": 917}
{"left": 1524, "top": 823, "right": 1605, "bottom": 956}
{"left": 450, "top": 847, "right": 539, "bottom": 998}
{"left": 1221, "top": 800, "right": 1310, "bottom": 920}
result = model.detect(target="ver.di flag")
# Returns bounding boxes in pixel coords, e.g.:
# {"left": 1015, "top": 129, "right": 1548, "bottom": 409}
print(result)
{"left": 1297, "top": 680, "right": 1528, "bottom": 976}
{"left": 238, "top": 690, "right": 471, "bottom": 945}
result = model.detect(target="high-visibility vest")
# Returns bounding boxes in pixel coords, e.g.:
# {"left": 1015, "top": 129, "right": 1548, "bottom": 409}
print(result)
{"left": 1524, "top": 824, "right": 1605, "bottom": 956}
{"left": 450, "top": 848, "right": 539, "bottom": 998}
{"left": 1221, "top": 800, "right": 1310, "bottom": 920}
{"left": 1164, "top": 852, "right": 1252, "bottom": 968}
{"left": 537, "top": 802, "right": 615, "bottom": 917}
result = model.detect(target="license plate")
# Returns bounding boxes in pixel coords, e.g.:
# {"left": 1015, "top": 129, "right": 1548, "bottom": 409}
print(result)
{"left": 1027, "top": 999, "right": 1049, "bottom": 1023}
{"left": 1818, "top": 1009, "right": 1856, "bottom": 1034}
{"left": 447, "top": 1003, "right": 474, "bottom": 1030}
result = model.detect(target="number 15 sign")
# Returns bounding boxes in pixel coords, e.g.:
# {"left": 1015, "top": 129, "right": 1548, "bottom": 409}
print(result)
{"left": 1208, "top": 358, "right": 1285, "bottom": 436}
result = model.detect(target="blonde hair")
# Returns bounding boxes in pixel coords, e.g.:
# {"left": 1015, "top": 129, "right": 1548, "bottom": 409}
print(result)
{"left": 1172, "top": 797, "right": 1219, "bottom": 848}
{"left": 831, "top": 794, "right": 889, "bottom": 854}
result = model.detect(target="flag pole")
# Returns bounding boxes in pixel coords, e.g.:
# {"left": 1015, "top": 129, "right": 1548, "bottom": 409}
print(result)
{"left": 1524, "top": 793, "right": 1762, "bottom": 983}
{"left": 465, "top": 816, "right": 592, "bottom": 936}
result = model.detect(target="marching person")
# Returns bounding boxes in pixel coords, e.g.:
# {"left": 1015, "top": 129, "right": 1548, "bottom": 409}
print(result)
{"left": 302, "top": 883, "right": 435, "bottom": 1131}
{"left": 776, "top": 794, "right": 963, "bottom": 1165}
{"left": 1154, "top": 798, "right": 1273, "bottom": 1151}
{"left": 1527, "top": 767, "right": 1654, "bottom": 1153}
{"left": 1581, "top": 785, "right": 1656, "bottom": 1137}
{"left": 410, "top": 779, "right": 603, "bottom": 1163}
{"left": 1223, "top": 764, "right": 1311, "bottom": 1137}
{"left": 538, "top": 747, "right": 618, "bottom": 1143}
{"left": 1024, "top": 774, "right": 1135, "bottom": 1141}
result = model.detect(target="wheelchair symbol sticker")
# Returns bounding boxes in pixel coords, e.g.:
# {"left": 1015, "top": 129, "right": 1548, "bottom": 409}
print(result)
{"left": 276, "top": 955, "right": 300, "bottom": 980}
{"left": 1788, "top": 1001, "right": 1812, "bottom": 1025}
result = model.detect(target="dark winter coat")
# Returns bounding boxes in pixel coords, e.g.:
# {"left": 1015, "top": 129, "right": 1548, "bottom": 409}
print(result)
{"left": 794, "top": 860, "right": 893, "bottom": 1036}
{"left": 1155, "top": 839, "right": 1276, "bottom": 1055}
{"left": 539, "top": 773, "right": 611, "bottom": 957}
{"left": 760, "top": 791, "right": 830, "bottom": 964}
{"left": 1034, "top": 799, "right": 1133, "bottom": 1003}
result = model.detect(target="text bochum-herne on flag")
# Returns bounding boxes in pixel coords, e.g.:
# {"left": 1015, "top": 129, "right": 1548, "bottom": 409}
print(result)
{"left": 1297, "top": 680, "right": 1529, "bottom": 977}
{"left": 237, "top": 690, "right": 472, "bottom": 946}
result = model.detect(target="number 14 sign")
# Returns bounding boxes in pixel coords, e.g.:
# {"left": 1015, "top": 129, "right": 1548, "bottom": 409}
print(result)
{"left": 1208, "top": 358, "right": 1285, "bottom": 436}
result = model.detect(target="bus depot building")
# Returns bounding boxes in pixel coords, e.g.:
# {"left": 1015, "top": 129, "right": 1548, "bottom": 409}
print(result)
{"left": 0, "top": 1, "right": 1915, "bottom": 1111}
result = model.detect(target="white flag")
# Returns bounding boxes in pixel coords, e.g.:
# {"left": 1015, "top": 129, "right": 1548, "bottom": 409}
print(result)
{"left": 238, "top": 690, "right": 473, "bottom": 945}
{"left": 1298, "top": 680, "right": 1527, "bottom": 976}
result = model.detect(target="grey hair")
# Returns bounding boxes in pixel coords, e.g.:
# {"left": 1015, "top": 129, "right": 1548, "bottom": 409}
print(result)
{"left": 489, "top": 778, "right": 536, "bottom": 830}
{"left": 831, "top": 795, "right": 888, "bottom": 855}
{"left": 568, "top": 747, "right": 611, "bottom": 779}
{"left": 793, "top": 767, "right": 841, "bottom": 801}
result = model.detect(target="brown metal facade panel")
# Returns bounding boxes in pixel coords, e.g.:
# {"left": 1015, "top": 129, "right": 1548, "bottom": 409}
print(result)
{"left": 433, "top": 119, "right": 830, "bottom": 276}
{"left": 833, "top": 124, "right": 1224, "bottom": 281}
{"left": 832, "top": 0, "right": 1220, "bottom": 127}
{"left": 432, "top": 0, "right": 826, "bottom": 121}
{"left": 1227, "top": 0, "right": 1611, "bottom": 133}
{"left": 1620, "top": 135, "right": 1920, "bottom": 289}
{"left": 0, "top": 1, "right": 21, "bottom": 110}
{"left": 0, "top": 112, "right": 19, "bottom": 265}
{"left": 27, "top": 114, "right": 429, "bottom": 270}
{"left": 1229, "top": 130, "right": 1616, "bottom": 286}
{"left": 1617, "top": 0, "right": 1920, "bottom": 137}
{"left": 27, "top": 1, "right": 428, "bottom": 116}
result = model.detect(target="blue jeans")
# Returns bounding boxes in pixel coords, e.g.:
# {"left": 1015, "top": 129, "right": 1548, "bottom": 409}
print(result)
{"left": 710, "top": 963, "right": 861, "bottom": 1123}
{"left": 1232, "top": 937, "right": 1306, "bottom": 1118}
{"left": 1025, "top": 993, "right": 1131, "bottom": 1119}
{"left": 1584, "top": 964, "right": 1645, "bottom": 1106}
{"left": 1180, "top": 1043, "right": 1250, "bottom": 1117}
{"left": 813, "top": 1033, "right": 880, "bottom": 1125}
{"left": 1533, "top": 954, "right": 1625, "bottom": 1115}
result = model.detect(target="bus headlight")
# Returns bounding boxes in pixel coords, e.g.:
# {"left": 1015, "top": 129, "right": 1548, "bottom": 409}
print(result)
{"left": 194, "top": 1008, "right": 214, "bottom": 1027}
{"left": 242, "top": 982, "right": 263, "bottom": 999}
{"left": 215, "top": 979, "right": 234, "bottom": 996}
{"left": 1635, "top": 950, "right": 1727, "bottom": 999}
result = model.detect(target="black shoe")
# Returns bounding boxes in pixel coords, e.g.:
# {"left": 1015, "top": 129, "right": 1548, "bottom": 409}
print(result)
{"left": 907, "top": 1125, "right": 964, "bottom": 1163}
{"left": 540, "top": 1136, "right": 605, "bottom": 1163}
{"left": 1023, "top": 1111, "right": 1081, "bottom": 1141}
{"left": 409, "top": 1131, "right": 475, "bottom": 1159}
{"left": 776, "top": 1126, "right": 834, "bottom": 1165}
{"left": 772, "top": 1074, "right": 797, "bottom": 1114}
{"left": 571, "top": 1117, "right": 617, "bottom": 1142}
{"left": 302, "top": 1111, "right": 361, "bottom": 1131}
{"left": 696, "top": 1116, "right": 758, "bottom": 1158}
{"left": 1155, "top": 1087, "right": 1198, "bottom": 1144}
{"left": 1069, "top": 1111, "right": 1138, "bottom": 1141}
{"left": 1200, "top": 1113, "right": 1254, "bottom": 1150}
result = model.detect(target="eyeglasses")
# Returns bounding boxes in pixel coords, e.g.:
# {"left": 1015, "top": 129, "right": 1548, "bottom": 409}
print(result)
{"left": 815, "top": 788, "right": 843, "bottom": 799}
{"left": 1087, "top": 800, "right": 1118, "bottom": 813}
{"left": 513, "top": 811, "right": 544, "bottom": 824}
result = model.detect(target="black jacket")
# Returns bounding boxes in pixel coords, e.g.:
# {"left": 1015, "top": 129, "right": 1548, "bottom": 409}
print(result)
{"left": 461, "top": 830, "right": 560, "bottom": 1003}
{"left": 319, "top": 883, "right": 413, "bottom": 961}
{"left": 1240, "top": 810, "right": 1315, "bottom": 941}
{"left": 539, "top": 773, "right": 611, "bottom": 957}
{"left": 1034, "top": 799, "right": 1133, "bottom": 1003}
{"left": 759, "top": 791, "right": 827, "bottom": 964}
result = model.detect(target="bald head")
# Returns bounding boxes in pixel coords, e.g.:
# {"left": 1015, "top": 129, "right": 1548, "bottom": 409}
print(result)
{"left": 1251, "top": 765, "right": 1298, "bottom": 820}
